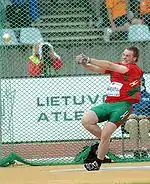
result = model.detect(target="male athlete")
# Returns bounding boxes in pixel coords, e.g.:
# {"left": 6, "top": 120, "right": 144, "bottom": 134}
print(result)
{"left": 76, "top": 46, "right": 143, "bottom": 171}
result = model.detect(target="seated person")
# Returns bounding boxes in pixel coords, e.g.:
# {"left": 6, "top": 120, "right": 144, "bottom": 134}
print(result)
{"left": 125, "top": 77, "right": 150, "bottom": 158}
{"left": 27, "top": 42, "right": 63, "bottom": 77}
{"left": 104, "top": 0, "right": 140, "bottom": 40}
{"left": 140, "top": 0, "right": 150, "bottom": 30}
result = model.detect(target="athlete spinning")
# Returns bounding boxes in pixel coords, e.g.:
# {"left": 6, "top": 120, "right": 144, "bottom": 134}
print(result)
{"left": 76, "top": 46, "right": 143, "bottom": 171}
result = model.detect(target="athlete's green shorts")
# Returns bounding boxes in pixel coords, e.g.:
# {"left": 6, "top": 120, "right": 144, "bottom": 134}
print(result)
{"left": 91, "top": 101, "right": 132, "bottom": 127}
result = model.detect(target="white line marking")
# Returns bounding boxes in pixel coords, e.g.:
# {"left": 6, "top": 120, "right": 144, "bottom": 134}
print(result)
{"left": 48, "top": 165, "right": 150, "bottom": 173}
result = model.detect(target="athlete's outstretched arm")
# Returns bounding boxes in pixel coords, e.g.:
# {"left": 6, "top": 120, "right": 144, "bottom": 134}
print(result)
{"left": 76, "top": 54, "right": 129, "bottom": 74}
{"left": 89, "top": 58, "right": 129, "bottom": 74}
{"left": 81, "top": 63, "right": 106, "bottom": 74}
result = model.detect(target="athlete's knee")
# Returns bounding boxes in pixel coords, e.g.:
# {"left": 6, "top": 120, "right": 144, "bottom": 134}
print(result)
{"left": 100, "top": 123, "right": 116, "bottom": 141}
{"left": 100, "top": 130, "right": 112, "bottom": 144}
{"left": 81, "top": 110, "right": 99, "bottom": 127}
{"left": 101, "top": 132, "right": 110, "bottom": 141}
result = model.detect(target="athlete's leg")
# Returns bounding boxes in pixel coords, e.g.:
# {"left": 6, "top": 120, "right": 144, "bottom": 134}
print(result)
{"left": 97, "top": 122, "right": 117, "bottom": 160}
{"left": 84, "top": 121, "right": 118, "bottom": 171}
{"left": 81, "top": 110, "right": 101, "bottom": 139}
{"left": 82, "top": 104, "right": 109, "bottom": 171}
{"left": 82, "top": 103, "right": 108, "bottom": 139}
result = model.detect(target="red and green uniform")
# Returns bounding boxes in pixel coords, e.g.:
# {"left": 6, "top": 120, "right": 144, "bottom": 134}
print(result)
{"left": 91, "top": 63, "right": 143, "bottom": 127}
{"left": 105, "top": 63, "right": 143, "bottom": 103}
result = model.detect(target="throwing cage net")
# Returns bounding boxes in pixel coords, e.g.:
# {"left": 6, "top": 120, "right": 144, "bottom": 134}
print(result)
{"left": 0, "top": 0, "right": 150, "bottom": 166}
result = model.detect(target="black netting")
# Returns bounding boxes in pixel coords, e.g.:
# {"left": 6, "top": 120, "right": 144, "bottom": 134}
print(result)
{"left": 0, "top": 0, "right": 150, "bottom": 166}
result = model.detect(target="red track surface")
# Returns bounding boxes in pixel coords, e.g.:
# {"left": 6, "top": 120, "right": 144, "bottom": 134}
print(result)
{"left": 2, "top": 140, "right": 150, "bottom": 159}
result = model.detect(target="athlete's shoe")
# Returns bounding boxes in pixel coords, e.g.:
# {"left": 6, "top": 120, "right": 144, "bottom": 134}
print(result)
{"left": 84, "top": 160, "right": 101, "bottom": 171}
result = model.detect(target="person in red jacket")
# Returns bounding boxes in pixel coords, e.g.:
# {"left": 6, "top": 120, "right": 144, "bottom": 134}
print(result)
{"left": 76, "top": 46, "right": 143, "bottom": 171}
{"left": 27, "top": 42, "right": 63, "bottom": 77}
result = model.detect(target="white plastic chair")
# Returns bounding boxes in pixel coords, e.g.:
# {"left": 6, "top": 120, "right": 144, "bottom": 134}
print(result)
{"left": 128, "top": 24, "right": 150, "bottom": 42}
{"left": 0, "top": 29, "right": 19, "bottom": 45}
{"left": 20, "top": 27, "right": 44, "bottom": 44}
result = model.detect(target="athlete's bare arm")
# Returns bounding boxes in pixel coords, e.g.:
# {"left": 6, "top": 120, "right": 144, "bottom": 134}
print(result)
{"left": 81, "top": 63, "right": 106, "bottom": 74}
{"left": 89, "top": 58, "right": 129, "bottom": 74}
{"left": 76, "top": 54, "right": 129, "bottom": 74}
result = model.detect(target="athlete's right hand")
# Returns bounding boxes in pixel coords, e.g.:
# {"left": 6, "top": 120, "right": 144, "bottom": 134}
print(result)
{"left": 76, "top": 54, "right": 91, "bottom": 65}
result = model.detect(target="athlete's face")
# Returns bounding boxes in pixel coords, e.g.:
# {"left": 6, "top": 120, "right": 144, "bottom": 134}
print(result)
{"left": 121, "top": 49, "right": 137, "bottom": 64}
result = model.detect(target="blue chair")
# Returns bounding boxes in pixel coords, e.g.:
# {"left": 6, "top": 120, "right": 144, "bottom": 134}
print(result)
{"left": 128, "top": 24, "right": 150, "bottom": 42}
{"left": 20, "top": 27, "right": 44, "bottom": 44}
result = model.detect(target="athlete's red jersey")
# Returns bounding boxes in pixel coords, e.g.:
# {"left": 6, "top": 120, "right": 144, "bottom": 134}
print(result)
{"left": 105, "top": 63, "right": 143, "bottom": 103}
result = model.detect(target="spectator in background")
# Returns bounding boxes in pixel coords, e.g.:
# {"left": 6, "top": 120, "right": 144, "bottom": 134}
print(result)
{"left": 105, "top": 0, "right": 132, "bottom": 31}
{"left": 140, "top": 0, "right": 150, "bottom": 30}
{"left": 125, "top": 77, "right": 150, "bottom": 159}
{"left": 27, "top": 42, "right": 63, "bottom": 77}
{"left": 104, "top": 0, "right": 138, "bottom": 41}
